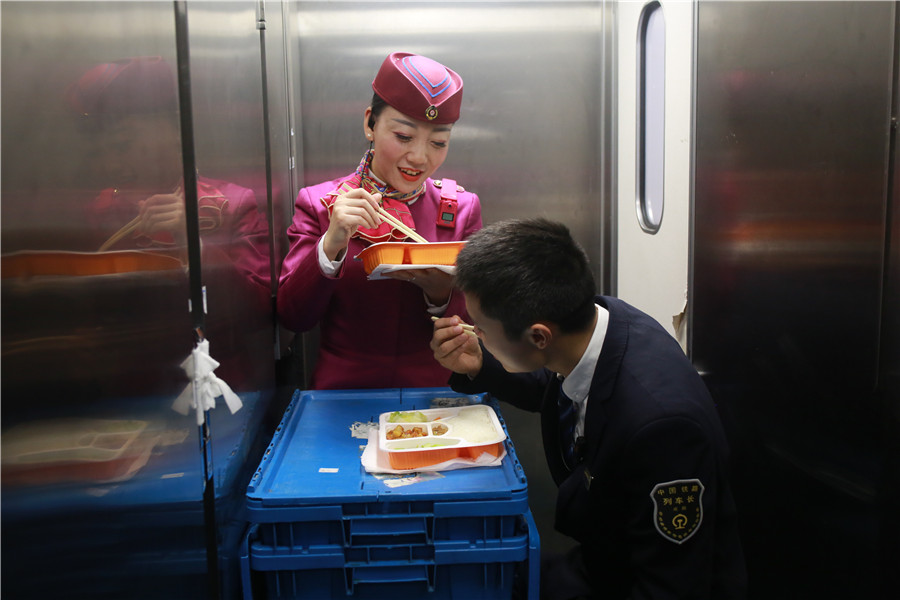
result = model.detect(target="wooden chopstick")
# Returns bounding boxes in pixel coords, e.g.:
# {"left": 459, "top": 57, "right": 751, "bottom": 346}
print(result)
{"left": 97, "top": 186, "right": 182, "bottom": 252}
{"left": 98, "top": 216, "right": 141, "bottom": 252}
{"left": 376, "top": 205, "right": 428, "bottom": 243}
{"left": 431, "top": 316, "right": 477, "bottom": 336}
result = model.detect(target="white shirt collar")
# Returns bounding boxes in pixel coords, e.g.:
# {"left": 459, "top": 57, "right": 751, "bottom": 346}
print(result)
{"left": 560, "top": 303, "right": 609, "bottom": 405}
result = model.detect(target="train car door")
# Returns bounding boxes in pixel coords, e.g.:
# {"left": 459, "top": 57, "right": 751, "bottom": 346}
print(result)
{"left": 615, "top": 0, "right": 694, "bottom": 349}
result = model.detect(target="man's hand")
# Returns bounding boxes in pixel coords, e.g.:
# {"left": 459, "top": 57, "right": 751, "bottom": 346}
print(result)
{"left": 430, "top": 315, "right": 482, "bottom": 378}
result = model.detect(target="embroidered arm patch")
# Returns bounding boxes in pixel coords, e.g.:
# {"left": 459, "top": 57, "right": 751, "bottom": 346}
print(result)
{"left": 650, "top": 478, "right": 705, "bottom": 544}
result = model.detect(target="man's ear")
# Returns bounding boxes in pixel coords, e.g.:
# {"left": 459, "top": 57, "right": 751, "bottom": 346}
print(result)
{"left": 527, "top": 323, "right": 553, "bottom": 350}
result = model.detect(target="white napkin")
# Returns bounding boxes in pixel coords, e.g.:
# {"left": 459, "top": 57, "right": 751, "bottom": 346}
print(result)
{"left": 367, "top": 264, "right": 456, "bottom": 280}
{"left": 171, "top": 339, "right": 243, "bottom": 425}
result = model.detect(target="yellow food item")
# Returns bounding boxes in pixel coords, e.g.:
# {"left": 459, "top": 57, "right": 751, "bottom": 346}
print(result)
{"left": 385, "top": 425, "right": 427, "bottom": 440}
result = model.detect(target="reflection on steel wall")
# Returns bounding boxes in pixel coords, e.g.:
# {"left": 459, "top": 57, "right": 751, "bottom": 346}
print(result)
{"left": 886, "top": 14, "right": 900, "bottom": 422}
{"left": 261, "top": 1, "right": 299, "bottom": 360}
{"left": 1, "top": 2, "right": 277, "bottom": 598}
{"left": 284, "top": 0, "right": 614, "bottom": 556}
{"left": 691, "top": 1, "right": 896, "bottom": 598}
{"left": 182, "top": 0, "right": 274, "bottom": 395}
{"left": 260, "top": 2, "right": 296, "bottom": 294}
{"left": 878, "top": 6, "right": 900, "bottom": 590}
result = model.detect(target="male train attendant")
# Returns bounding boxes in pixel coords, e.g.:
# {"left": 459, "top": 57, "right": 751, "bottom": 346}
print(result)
{"left": 431, "top": 218, "right": 747, "bottom": 600}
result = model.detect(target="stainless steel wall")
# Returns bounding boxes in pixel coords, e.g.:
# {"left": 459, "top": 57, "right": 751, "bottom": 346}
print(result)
{"left": 283, "top": 0, "right": 615, "bottom": 556}
{"left": 882, "top": 9, "right": 900, "bottom": 586}
{"left": 1, "top": 2, "right": 280, "bottom": 598}
{"left": 286, "top": 0, "right": 614, "bottom": 282}
{"left": 690, "top": 1, "right": 897, "bottom": 597}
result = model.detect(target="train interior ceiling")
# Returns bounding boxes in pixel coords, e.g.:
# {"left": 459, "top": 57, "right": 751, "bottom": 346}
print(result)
{"left": 1, "top": 1, "right": 898, "bottom": 599}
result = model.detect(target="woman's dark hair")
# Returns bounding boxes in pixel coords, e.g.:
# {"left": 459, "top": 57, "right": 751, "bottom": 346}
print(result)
{"left": 367, "top": 93, "right": 389, "bottom": 130}
{"left": 455, "top": 218, "right": 597, "bottom": 340}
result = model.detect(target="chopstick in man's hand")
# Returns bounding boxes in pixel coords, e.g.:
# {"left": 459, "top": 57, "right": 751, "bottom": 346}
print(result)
{"left": 431, "top": 316, "right": 477, "bottom": 336}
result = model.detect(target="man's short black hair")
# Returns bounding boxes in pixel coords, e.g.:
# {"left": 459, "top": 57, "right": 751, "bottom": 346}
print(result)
{"left": 455, "top": 218, "right": 596, "bottom": 340}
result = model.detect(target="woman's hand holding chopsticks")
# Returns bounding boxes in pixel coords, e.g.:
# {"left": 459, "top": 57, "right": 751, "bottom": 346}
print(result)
{"left": 323, "top": 188, "right": 428, "bottom": 262}
{"left": 322, "top": 189, "right": 383, "bottom": 261}
{"left": 99, "top": 185, "right": 186, "bottom": 251}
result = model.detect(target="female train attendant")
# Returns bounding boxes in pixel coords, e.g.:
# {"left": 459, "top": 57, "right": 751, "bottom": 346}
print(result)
{"left": 277, "top": 52, "right": 482, "bottom": 389}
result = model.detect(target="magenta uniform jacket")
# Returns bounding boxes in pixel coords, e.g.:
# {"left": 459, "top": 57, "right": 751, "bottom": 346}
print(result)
{"left": 277, "top": 175, "right": 482, "bottom": 390}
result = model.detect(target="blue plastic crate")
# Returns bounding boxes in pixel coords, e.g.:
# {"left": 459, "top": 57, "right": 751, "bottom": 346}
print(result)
{"left": 245, "top": 513, "right": 531, "bottom": 570}
{"left": 251, "top": 502, "right": 527, "bottom": 559}
{"left": 247, "top": 388, "right": 527, "bottom": 506}
{"left": 241, "top": 510, "right": 540, "bottom": 599}
{"left": 257, "top": 560, "right": 517, "bottom": 599}
{"left": 241, "top": 388, "right": 540, "bottom": 599}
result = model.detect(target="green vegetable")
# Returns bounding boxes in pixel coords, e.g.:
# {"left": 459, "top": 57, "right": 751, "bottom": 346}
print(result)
{"left": 387, "top": 410, "right": 427, "bottom": 423}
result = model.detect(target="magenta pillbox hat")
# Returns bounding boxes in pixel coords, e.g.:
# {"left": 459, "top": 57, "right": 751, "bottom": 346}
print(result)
{"left": 372, "top": 52, "right": 463, "bottom": 124}
{"left": 65, "top": 56, "right": 177, "bottom": 117}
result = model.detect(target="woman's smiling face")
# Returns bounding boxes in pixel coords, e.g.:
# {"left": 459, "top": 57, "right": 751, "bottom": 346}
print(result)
{"left": 365, "top": 105, "right": 452, "bottom": 193}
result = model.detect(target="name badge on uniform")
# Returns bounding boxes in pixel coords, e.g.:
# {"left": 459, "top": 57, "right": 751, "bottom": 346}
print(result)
{"left": 650, "top": 478, "right": 705, "bottom": 544}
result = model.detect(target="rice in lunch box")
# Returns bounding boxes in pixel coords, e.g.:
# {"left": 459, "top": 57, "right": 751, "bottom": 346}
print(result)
{"left": 449, "top": 407, "right": 499, "bottom": 444}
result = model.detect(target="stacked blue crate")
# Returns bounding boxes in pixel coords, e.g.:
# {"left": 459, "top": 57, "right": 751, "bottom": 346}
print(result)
{"left": 240, "top": 387, "right": 540, "bottom": 599}
{"left": 1, "top": 391, "right": 271, "bottom": 599}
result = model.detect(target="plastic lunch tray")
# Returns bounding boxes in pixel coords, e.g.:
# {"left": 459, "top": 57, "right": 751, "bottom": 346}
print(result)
{"left": 378, "top": 404, "right": 507, "bottom": 470}
{"left": 354, "top": 241, "right": 464, "bottom": 275}
{"left": 246, "top": 387, "right": 528, "bottom": 509}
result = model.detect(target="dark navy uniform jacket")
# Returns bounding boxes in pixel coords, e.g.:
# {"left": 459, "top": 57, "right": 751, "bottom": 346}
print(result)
{"left": 450, "top": 295, "right": 747, "bottom": 600}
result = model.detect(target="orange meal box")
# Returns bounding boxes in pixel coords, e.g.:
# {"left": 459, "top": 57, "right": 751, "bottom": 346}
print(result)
{"left": 378, "top": 404, "right": 507, "bottom": 470}
{"left": 355, "top": 241, "right": 465, "bottom": 275}
{"left": 2, "top": 250, "right": 183, "bottom": 278}
{"left": 1, "top": 418, "right": 155, "bottom": 485}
